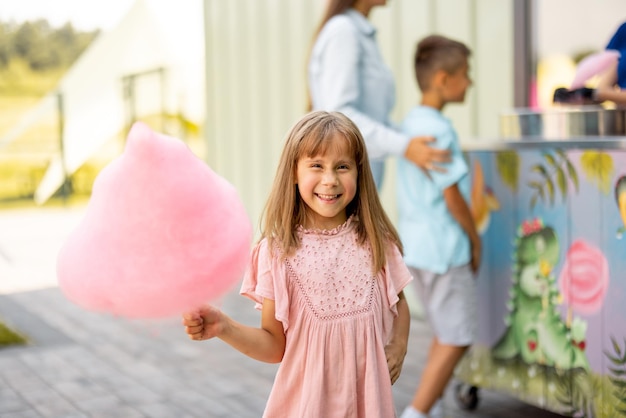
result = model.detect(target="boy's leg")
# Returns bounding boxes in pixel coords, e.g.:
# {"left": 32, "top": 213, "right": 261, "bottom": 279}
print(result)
{"left": 404, "top": 265, "right": 474, "bottom": 416}
{"left": 399, "top": 407, "right": 428, "bottom": 418}
{"left": 401, "top": 337, "right": 437, "bottom": 417}
{"left": 412, "top": 264, "right": 475, "bottom": 414}
{"left": 409, "top": 337, "right": 469, "bottom": 414}
{"left": 429, "top": 398, "right": 443, "bottom": 418}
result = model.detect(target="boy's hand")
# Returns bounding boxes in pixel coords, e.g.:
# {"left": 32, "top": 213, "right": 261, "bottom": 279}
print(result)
{"left": 384, "top": 342, "right": 407, "bottom": 384}
{"left": 182, "top": 305, "right": 224, "bottom": 341}
{"left": 470, "top": 239, "right": 482, "bottom": 274}
{"left": 405, "top": 136, "right": 451, "bottom": 173}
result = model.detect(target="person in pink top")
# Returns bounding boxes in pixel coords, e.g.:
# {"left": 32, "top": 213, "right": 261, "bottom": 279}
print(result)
{"left": 183, "top": 110, "right": 413, "bottom": 417}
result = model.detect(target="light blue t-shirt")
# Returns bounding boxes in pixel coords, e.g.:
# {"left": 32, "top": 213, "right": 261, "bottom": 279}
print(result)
{"left": 397, "top": 106, "right": 471, "bottom": 274}
{"left": 308, "top": 8, "right": 410, "bottom": 188}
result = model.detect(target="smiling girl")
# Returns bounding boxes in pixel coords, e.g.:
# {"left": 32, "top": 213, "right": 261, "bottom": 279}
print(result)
{"left": 183, "top": 111, "right": 413, "bottom": 417}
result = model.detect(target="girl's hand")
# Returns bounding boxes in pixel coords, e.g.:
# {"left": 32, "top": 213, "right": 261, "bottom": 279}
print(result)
{"left": 182, "top": 305, "right": 224, "bottom": 341}
{"left": 384, "top": 342, "right": 407, "bottom": 385}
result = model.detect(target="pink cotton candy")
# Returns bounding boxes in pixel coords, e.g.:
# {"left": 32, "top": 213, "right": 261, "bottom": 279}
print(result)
{"left": 570, "top": 50, "right": 620, "bottom": 89}
{"left": 57, "top": 122, "right": 252, "bottom": 318}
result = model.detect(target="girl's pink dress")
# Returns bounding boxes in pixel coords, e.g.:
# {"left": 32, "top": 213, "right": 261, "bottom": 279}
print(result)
{"left": 241, "top": 218, "right": 413, "bottom": 418}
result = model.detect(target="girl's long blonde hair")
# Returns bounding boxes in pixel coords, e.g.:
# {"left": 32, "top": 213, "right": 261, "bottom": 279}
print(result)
{"left": 260, "top": 111, "right": 402, "bottom": 273}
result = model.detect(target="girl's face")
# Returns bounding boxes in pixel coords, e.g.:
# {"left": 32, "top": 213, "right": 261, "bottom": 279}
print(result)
{"left": 296, "top": 135, "right": 357, "bottom": 230}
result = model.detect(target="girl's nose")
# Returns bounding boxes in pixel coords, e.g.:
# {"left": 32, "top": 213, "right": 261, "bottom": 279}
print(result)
{"left": 322, "top": 171, "right": 339, "bottom": 185}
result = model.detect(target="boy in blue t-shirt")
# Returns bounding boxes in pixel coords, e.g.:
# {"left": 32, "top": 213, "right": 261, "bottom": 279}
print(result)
{"left": 398, "top": 35, "right": 479, "bottom": 418}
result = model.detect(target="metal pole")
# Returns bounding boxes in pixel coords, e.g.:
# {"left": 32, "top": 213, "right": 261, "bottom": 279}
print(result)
{"left": 57, "top": 92, "right": 70, "bottom": 200}
{"left": 513, "top": 0, "right": 537, "bottom": 108}
{"left": 203, "top": 0, "right": 215, "bottom": 165}
{"left": 160, "top": 67, "right": 166, "bottom": 133}
{"left": 123, "top": 75, "right": 136, "bottom": 138}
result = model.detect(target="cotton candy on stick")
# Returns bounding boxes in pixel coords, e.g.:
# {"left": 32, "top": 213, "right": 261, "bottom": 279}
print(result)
{"left": 57, "top": 122, "right": 252, "bottom": 318}
{"left": 570, "top": 50, "right": 620, "bottom": 89}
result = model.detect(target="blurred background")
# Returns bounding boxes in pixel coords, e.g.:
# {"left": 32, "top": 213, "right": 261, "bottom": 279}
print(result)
{"left": 0, "top": 0, "right": 625, "bottom": 227}
{"left": 1, "top": 3, "right": 625, "bottom": 415}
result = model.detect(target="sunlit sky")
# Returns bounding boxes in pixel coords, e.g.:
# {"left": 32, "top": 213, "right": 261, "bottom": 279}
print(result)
{"left": 0, "top": 0, "right": 133, "bottom": 30}
{"left": 2, "top": 0, "right": 625, "bottom": 56}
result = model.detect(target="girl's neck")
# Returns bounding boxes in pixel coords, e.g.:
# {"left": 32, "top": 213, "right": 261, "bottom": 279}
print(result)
{"left": 302, "top": 213, "right": 350, "bottom": 232}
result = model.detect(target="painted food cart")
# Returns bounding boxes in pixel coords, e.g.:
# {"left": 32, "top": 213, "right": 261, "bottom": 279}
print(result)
{"left": 455, "top": 107, "right": 626, "bottom": 418}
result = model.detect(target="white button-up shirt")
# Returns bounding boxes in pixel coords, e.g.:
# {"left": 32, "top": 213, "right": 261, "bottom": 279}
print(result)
{"left": 308, "top": 8, "right": 409, "bottom": 188}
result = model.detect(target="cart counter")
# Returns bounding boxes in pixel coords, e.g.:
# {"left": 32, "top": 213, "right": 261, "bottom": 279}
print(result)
{"left": 455, "top": 108, "right": 626, "bottom": 418}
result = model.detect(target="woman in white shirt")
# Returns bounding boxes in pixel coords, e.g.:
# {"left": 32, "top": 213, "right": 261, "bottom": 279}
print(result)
{"left": 308, "top": 0, "right": 449, "bottom": 188}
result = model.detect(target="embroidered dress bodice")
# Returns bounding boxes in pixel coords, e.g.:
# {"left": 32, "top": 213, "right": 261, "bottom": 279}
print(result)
{"left": 240, "top": 217, "right": 413, "bottom": 418}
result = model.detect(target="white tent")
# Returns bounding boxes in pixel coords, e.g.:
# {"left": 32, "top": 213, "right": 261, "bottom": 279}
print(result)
{"left": 1, "top": 0, "right": 205, "bottom": 204}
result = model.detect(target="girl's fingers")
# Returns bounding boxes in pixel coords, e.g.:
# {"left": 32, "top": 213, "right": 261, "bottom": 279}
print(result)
{"left": 182, "top": 316, "right": 204, "bottom": 327}
{"left": 188, "top": 333, "right": 203, "bottom": 341}
{"left": 185, "top": 324, "right": 203, "bottom": 334}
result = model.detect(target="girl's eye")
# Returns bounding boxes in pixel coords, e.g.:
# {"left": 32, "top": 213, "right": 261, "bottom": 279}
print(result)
{"left": 338, "top": 165, "right": 349, "bottom": 170}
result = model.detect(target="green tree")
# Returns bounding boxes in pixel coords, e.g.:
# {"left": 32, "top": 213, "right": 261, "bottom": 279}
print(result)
{"left": 0, "top": 23, "right": 10, "bottom": 67}
{"left": 0, "top": 18, "right": 99, "bottom": 93}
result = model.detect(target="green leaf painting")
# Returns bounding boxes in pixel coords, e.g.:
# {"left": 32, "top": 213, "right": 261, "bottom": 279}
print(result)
{"left": 605, "top": 337, "right": 626, "bottom": 415}
{"left": 580, "top": 151, "right": 614, "bottom": 194}
{"left": 495, "top": 151, "right": 519, "bottom": 192}
{"left": 557, "top": 149, "right": 580, "bottom": 191}
{"left": 527, "top": 150, "right": 579, "bottom": 210}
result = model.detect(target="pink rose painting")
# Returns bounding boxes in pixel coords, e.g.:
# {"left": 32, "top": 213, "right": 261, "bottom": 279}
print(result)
{"left": 559, "top": 240, "right": 609, "bottom": 315}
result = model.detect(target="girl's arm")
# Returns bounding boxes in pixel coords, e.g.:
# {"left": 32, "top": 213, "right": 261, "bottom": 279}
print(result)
{"left": 182, "top": 299, "right": 286, "bottom": 363}
{"left": 385, "top": 291, "right": 410, "bottom": 384}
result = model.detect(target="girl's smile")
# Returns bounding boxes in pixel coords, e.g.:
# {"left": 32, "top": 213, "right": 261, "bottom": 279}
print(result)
{"left": 316, "top": 193, "right": 340, "bottom": 201}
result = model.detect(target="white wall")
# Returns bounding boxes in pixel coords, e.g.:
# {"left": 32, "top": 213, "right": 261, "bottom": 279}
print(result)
{"left": 203, "top": 0, "right": 515, "bottom": 233}
{"left": 533, "top": 1, "right": 626, "bottom": 108}
{"left": 538, "top": 0, "right": 626, "bottom": 57}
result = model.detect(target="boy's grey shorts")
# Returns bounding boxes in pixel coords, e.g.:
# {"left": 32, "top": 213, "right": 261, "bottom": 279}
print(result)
{"left": 408, "top": 264, "right": 476, "bottom": 346}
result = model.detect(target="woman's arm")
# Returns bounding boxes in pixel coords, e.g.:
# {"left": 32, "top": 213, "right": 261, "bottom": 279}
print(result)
{"left": 560, "top": 62, "right": 626, "bottom": 105}
{"left": 182, "top": 300, "right": 286, "bottom": 363}
{"left": 404, "top": 137, "right": 450, "bottom": 172}
{"left": 594, "top": 63, "right": 626, "bottom": 104}
{"left": 312, "top": 20, "right": 449, "bottom": 168}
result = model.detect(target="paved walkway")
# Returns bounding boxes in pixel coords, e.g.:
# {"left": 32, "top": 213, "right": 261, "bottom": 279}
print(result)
{"left": 0, "top": 206, "right": 566, "bottom": 417}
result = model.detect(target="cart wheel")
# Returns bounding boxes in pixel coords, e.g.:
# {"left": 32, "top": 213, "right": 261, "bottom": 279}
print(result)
{"left": 454, "top": 383, "right": 480, "bottom": 410}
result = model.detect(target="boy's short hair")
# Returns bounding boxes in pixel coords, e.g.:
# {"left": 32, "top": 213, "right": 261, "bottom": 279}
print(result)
{"left": 414, "top": 35, "right": 471, "bottom": 91}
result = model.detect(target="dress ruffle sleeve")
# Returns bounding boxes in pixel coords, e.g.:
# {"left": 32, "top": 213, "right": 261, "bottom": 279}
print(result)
{"left": 381, "top": 244, "right": 414, "bottom": 316}
{"left": 239, "top": 239, "right": 291, "bottom": 331}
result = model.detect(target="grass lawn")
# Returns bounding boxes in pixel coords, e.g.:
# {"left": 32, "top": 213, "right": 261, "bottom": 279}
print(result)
{"left": 0, "top": 79, "right": 205, "bottom": 206}
{"left": 0, "top": 321, "right": 27, "bottom": 346}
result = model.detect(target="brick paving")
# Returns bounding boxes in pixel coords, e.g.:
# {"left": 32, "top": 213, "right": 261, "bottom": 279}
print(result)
{"left": 0, "top": 206, "right": 566, "bottom": 417}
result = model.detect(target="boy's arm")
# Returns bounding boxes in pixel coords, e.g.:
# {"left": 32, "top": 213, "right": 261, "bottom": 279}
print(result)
{"left": 443, "top": 183, "right": 481, "bottom": 273}
{"left": 182, "top": 300, "right": 286, "bottom": 363}
{"left": 385, "top": 291, "right": 410, "bottom": 384}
